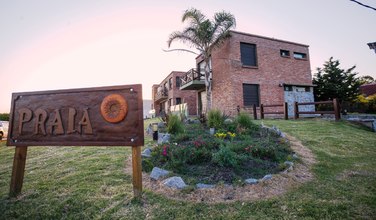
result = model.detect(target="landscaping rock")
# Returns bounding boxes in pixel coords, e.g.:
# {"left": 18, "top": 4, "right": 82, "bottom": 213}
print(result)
{"left": 272, "top": 125, "right": 282, "bottom": 136}
{"left": 141, "top": 148, "right": 152, "bottom": 158}
{"left": 158, "top": 133, "right": 170, "bottom": 144}
{"left": 292, "top": 153, "right": 299, "bottom": 160}
{"left": 146, "top": 124, "right": 153, "bottom": 135}
{"left": 192, "top": 119, "right": 201, "bottom": 124}
{"left": 224, "top": 118, "right": 233, "bottom": 124}
{"left": 284, "top": 161, "right": 294, "bottom": 167}
{"left": 150, "top": 167, "right": 169, "bottom": 180}
{"left": 196, "top": 183, "right": 215, "bottom": 189}
{"left": 280, "top": 132, "right": 286, "bottom": 138}
{"left": 261, "top": 174, "right": 272, "bottom": 181}
{"left": 158, "top": 122, "right": 165, "bottom": 128}
{"left": 245, "top": 178, "right": 258, "bottom": 185}
{"left": 163, "top": 176, "right": 187, "bottom": 189}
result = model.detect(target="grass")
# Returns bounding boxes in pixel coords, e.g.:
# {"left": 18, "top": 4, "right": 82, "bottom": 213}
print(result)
{"left": 0, "top": 118, "right": 375, "bottom": 219}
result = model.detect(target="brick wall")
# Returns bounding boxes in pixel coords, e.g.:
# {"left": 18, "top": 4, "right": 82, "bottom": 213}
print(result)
{"left": 210, "top": 31, "right": 313, "bottom": 116}
{"left": 152, "top": 72, "right": 198, "bottom": 116}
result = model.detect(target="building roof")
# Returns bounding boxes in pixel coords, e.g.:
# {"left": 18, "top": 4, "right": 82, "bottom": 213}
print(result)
{"left": 194, "top": 30, "right": 310, "bottom": 60}
{"left": 230, "top": 30, "right": 310, "bottom": 48}
{"left": 360, "top": 82, "right": 376, "bottom": 96}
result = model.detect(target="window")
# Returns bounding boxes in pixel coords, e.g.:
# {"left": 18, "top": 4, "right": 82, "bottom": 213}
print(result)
{"left": 293, "top": 52, "right": 307, "bottom": 59}
{"left": 169, "top": 78, "right": 173, "bottom": 90}
{"left": 176, "top": 76, "right": 181, "bottom": 87}
{"left": 176, "top": 98, "right": 182, "bottom": 105}
{"left": 240, "top": 43, "right": 257, "bottom": 67}
{"left": 163, "top": 82, "right": 167, "bottom": 90}
{"left": 243, "top": 84, "right": 260, "bottom": 106}
{"left": 280, "top": 50, "right": 290, "bottom": 57}
{"left": 284, "top": 86, "right": 293, "bottom": 91}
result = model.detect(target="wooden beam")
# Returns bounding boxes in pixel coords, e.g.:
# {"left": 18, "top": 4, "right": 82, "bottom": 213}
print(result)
{"left": 294, "top": 102, "right": 299, "bottom": 119}
{"left": 132, "top": 146, "right": 142, "bottom": 199}
{"left": 333, "top": 98, "right": 341, "bottom": 121}
{"left": 253, "top": 104, "right": 257, "bottom": 120}
{"left": 9, "top": 146, "right": 28, "bottom": 197}
{"left": 283, "top": 102, "right": 288, "bottom": 120}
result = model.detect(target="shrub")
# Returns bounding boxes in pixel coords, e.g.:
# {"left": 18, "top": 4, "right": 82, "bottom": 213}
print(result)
{"left": 167, "top": 114, "right": 184, "bottom": 134}
{"left": 212, "top": 145, "right": 238, "bottom": 168}
{"left": 207, "top": 109, "right": 224, "bottom": 129}
{"left": 142, "top": 159, "right": 154, "bottom": 172}
{"left": 235, "top": 112, "right": 258, "bottom": 131}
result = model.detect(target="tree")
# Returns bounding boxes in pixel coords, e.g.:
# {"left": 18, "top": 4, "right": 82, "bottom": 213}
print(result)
{"left": 167, "top": 8, "right": 236, "bottom": 112}
{"left": 359, "top": 75, "right": 375, "bottom": 85}
{"left": 313, "top": 57, "right": 361, "bottom": 103}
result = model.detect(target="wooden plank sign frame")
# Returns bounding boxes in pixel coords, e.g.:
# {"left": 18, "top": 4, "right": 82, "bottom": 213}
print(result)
{"left": 7, "top": 84, "right": 144, "bottom": 198}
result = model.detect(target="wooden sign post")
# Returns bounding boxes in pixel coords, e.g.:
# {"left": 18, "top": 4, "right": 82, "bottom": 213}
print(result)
{"left": 7, "top": 85, "right": 144, "bottom": 198}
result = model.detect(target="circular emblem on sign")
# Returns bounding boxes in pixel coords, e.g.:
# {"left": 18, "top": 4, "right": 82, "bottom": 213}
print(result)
{"left": 100, "top": 94, "right": 128, "bottom": 123}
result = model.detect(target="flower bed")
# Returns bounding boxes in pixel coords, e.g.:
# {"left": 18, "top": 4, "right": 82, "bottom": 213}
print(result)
{"left": 143, "top": 112, "right": 294, "bottom": 185}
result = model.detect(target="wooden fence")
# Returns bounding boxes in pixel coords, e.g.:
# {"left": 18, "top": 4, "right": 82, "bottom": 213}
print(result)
{"left": 251, "top": 102, "right": 288, "bottom": 120}
{"left": 294, "top": 98, "right": 341, "bottom": 121}
{"left": 248, "top": 98, "right": 341, "bottom": 121}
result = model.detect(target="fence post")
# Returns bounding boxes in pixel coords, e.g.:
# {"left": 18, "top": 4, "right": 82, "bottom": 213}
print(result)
{"left": 260, "top": 104, "right": 264, "bottom": 119}
{"left": 333, "top": 98, "right": 341, "bottom": 121}
{"left": 253, "top": 104, "right": 257, "bottom": 120}
{"left": 283, "top": 102, "right": 288, "bottom": 120}
{"left": 294, "top": 102, "right": 299, "bottom": 119}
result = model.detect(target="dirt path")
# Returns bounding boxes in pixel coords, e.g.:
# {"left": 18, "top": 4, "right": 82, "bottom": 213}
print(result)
{"left": 125, "top": 134, "right": 316, "bottom": 203}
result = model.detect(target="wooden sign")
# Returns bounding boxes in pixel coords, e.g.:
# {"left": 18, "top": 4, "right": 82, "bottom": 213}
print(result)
{"left": 7, "top": 85, "right": 144, "bottom": 198}
{"left": 7, "top": 85, "right": 144, "bottom": 146}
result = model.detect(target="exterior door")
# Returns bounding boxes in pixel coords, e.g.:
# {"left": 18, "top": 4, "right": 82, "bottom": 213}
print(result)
{"left": 243, "top": 84, "right": 260, "bottom": 107}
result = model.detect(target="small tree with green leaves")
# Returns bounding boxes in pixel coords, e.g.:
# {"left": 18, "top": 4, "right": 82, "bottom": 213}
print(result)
{"left": 313, "top": 57, "right": 361, "bottom": 103}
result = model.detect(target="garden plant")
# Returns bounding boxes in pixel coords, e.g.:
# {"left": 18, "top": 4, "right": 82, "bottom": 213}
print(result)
{"left": 144, "top": 110, "right": 293, "bottom": 185}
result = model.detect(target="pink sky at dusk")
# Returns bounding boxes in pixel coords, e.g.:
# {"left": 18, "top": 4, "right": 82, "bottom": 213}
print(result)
{"left": 0, "top": 0, "right": 375, "bottom": 113}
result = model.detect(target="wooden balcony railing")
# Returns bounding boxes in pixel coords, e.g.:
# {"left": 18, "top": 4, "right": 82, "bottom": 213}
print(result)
{"left": 154, "top": 88, "right": 168, "bottom": 102}
{"left": 180, "top": 69, "right": 205, "bottom": 87}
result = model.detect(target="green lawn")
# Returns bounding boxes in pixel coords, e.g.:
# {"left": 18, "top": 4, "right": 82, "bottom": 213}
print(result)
{"left": 1, "top": 119, "right": 375, "bottom": 219}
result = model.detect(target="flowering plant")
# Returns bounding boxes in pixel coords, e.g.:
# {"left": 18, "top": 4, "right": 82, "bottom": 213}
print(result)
{"left": 214, "top": 131, "right": 236, "bottom": 140}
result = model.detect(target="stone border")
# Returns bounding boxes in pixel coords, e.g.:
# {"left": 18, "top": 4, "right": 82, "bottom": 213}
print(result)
{"left": 125, "top": 133, "right": 316, "bottom": 203}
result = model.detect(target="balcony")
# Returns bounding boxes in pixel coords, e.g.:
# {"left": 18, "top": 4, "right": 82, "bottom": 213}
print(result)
{"left": 180, "top": 69, "right": 205, "bottom": 90}
{"left": 154, "top": 88, "right": 168, "bottom": 102}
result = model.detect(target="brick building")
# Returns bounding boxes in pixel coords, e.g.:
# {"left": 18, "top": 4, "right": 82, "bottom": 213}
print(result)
{"left": 152, "top": 71, "right": 197, "bottom": 116}
{"left": 180, "top": 30, "right": 315, "bottom": 116}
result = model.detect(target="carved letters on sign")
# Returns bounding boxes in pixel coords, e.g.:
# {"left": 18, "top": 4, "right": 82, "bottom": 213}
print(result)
{"left": 7, "top": 85, "right": 144, "bottom": 147}
{"left": 18, "top": 107, "right": 93, "bottom": 136}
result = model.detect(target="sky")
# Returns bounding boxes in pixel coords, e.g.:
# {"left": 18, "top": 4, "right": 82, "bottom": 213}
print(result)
{"left": 0, "top": 0, "right": 375, "bottom": 113}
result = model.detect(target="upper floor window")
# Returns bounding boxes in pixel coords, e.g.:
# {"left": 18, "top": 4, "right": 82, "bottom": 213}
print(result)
{"left": 169, "top": 78, "right": 173, "bottom": 90}
{"left": 293, "top": 52, "right": 307, "bottom": 59}
{"left": 176, "top": 76, "right": 181, "bottom": 87}
{"left": 240, "top": 42, "right": 257, "bottom": 67}
{"left": 280, "top": 50, "right": 290, "bottom": 57}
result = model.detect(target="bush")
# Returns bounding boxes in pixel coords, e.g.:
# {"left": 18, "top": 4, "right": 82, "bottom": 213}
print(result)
{"left": 167, "top": 114, "right": 184, "bottom": 134}
{"left": 212, "top": 145, "right": 238, "bottom": 168}
{"left": 235, "top": 112, "right": 256, "bottom": 129}
{"left": 0, "top": 113, "right": 9, "bottom": 121}
{"left": 207, "top": 109, "right": 224, "bottom": 129}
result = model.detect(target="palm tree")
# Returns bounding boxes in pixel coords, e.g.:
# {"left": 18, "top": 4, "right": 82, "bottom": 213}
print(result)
{"left": 167, "top": 8, "right": 236, "bottom": 112}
